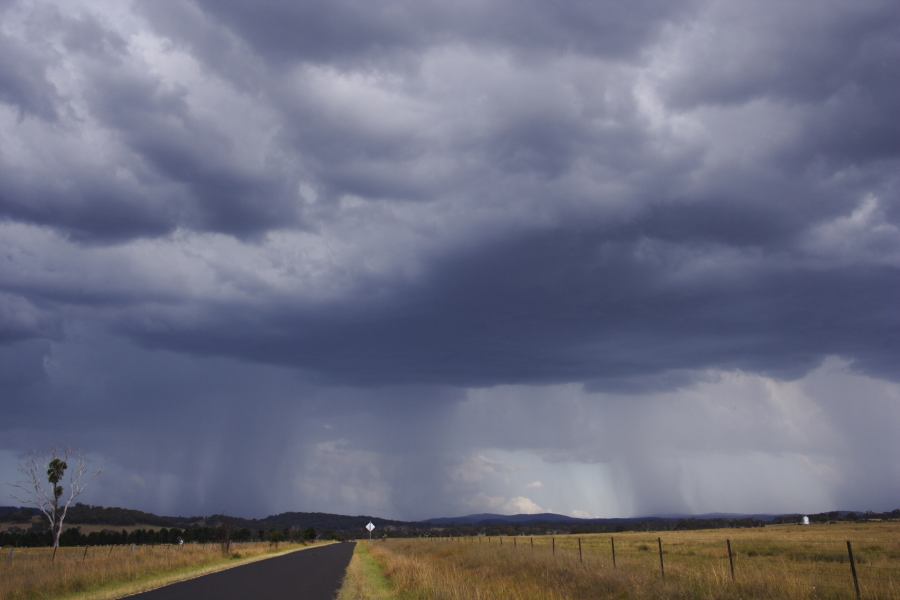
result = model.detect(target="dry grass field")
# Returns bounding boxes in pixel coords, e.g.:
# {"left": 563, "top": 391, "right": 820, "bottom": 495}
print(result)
{"left": 0, "top": 541, "right": 329, "bottom": 600}
{"left": 357, "top": 522, "right": 900, "bottom": 599}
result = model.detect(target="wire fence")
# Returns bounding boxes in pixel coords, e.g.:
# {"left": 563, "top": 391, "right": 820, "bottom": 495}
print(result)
{"left": 412, "top": 531, "right": 900, "bottom": 598}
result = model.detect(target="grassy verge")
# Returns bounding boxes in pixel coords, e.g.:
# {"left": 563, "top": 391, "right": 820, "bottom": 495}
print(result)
{"left": 1, "top": 541, "right": 334, "bottom": 600}
{"left": 337, "top": 542, "right": 396, "bottom": 600}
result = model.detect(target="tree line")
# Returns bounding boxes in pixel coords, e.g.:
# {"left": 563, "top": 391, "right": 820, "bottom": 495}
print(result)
{"left": 0, "top": 525, "right": 322, "bottom": 548}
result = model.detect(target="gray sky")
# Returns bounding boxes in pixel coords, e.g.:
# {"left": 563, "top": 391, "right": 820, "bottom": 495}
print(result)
{"left": 1, "top": 0, "right": 898, "bottom": 520}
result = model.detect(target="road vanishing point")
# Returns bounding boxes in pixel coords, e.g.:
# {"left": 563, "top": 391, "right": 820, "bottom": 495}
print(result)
{"left": 128, "top": 542, "right": 356, "bottom": 600}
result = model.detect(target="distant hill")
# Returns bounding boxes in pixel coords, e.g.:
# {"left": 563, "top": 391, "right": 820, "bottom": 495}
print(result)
{"left": 0, "top": 506, "right": 38, "bottom": 521}
{"left": 63, "top": 504, "right": 202, "bottom": 527}
{"left": 424, "top": 511, "right": 792, "bottom": 525}
{"left": 426, "top": 512, "right": 583, "bottom": 525}
{"left": 425, "top": 513, "right": 676, "bottom": 529}
{"left": 3, "top": 504, "right": 897, "bottom": 538}
{"left": 652, "top": 512, "right": 780, "bottom": 522}
{"left": 0, "top": 503, "right": 409, "bottom": 535}
{"left": 207, "top": 511, "right": 409, "bottom": 533}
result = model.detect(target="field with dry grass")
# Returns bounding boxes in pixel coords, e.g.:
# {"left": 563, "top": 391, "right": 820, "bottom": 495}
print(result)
{"left": 358, "top": 522, "right": 900, "bottom": 599}
{"left": 0, "top": 540, "right": 329, "bottom": 600}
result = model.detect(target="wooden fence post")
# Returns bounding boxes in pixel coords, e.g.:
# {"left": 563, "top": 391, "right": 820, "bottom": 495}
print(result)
{"left": 611, "top": 537, "right": 617, "bottom": 568}
{"left": 500, "top": 536, "right": 503, "bottom": 546}
{"left": 658, "top": 537, "right": 665, "bottom": 579}
{"left": 726, "top": 539, "right": 735, "bottom": 581}
{"left": 82, "top": 546, "right": 89, "bottom": 561}
{"left": 531, "top": 536, "right": 534, "bottom": 551}
{"left": 552, "top": 537, "right": 556, "bottom": 556}
{"left": 514, "top": 537, "right": 517, "bottom": 548}
{"left": 7, "top": 547, "right": 13, "bottom": 566}
{"left": 847, "top": 541, "right": 861, "bottom": 600}
{"left": 578, "top": 537, "right": 583, "bottom": 564}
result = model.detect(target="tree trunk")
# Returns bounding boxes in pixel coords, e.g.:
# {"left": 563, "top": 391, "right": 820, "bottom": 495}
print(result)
{"left": 51, "top": 494, "right": 62, "bottom": 550}
{"left": 52, "top": 523, "right": 61, "bottom": 561}
{"left": 53, "top": 521, "right": 63, "bottom": 550}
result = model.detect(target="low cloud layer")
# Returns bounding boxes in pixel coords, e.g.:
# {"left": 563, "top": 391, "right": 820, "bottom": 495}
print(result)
{"left": 1, "top": 0, "right": 898, "bottom": 519}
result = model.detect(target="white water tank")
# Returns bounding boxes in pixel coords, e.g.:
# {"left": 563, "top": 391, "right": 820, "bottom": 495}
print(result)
{"left": 801, "top": 515, "right": 810, "bottom": 525}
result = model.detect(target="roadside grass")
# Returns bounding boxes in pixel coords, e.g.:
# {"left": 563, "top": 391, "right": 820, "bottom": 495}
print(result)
{"left": 0, "top": 541, "right": 333, "bottom": 600}
{"left": 338, "top": 542, "right": 396, "bottom": 600}
{"left": 366, "top": 522, "right": 900, "bottom": 599}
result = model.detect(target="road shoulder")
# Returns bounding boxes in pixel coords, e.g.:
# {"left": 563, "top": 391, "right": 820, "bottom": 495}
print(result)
{"left": 337, "top": 541, "right": 395, "bottom": 600}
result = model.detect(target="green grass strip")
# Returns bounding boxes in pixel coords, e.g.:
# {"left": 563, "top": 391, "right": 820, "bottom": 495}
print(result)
{"left": 337, "top": 542, "right": 395, "bottom": 600}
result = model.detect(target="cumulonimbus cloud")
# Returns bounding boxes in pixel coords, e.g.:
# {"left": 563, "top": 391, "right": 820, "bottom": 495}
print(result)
{"left": 0, "top": 0, "right": 898, "bottom": 518}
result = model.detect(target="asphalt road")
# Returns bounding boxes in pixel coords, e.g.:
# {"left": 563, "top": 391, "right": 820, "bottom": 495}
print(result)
{"left": 127, "top": 542, "right": 356, "bottom": 600}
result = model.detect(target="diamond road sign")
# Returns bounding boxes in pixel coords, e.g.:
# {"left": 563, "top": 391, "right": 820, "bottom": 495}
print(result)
{"left": 366, "top": 522, "right": 375, "bottom": 532}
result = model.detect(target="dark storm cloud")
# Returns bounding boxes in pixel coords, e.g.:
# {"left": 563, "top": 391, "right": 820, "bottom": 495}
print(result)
{"left": 82, "top": 68, "right": 300, "bottom": 237}
{"left": 660, "top": 1, "right": 899, "bottom": 108}
{"left": 0, "top": 2, "right": 302, "bottom": 240}
{"left": 0, "top": 339, "right": 50, "bottom": 388}
{"left": 0, "top": 32, "right": 58, "bottom": 120}
{"left": 0, "top": 168, "right": 177, "bottom": 242}
{"left": 0, "top": 293, "right": 60, "bottom": 344}
{"left": 1, "top": 0, "right": 897, "bottom": 384}
{"left": 187, "top": 0, "right": 697, "bottom": 65}
{"left": 2, "top": 0, "right": 900, "bottom": 518}
{"left": 121, "top": 227, "right": 900, "bottom": 387}
{"left": 658, "top": 1, "right": 900, "bottom": 171}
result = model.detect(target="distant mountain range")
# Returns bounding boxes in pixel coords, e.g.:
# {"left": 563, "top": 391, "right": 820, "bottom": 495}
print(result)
{"left": 423, "top": 512, "right": 787, "bottom": 526}
{"left": 0, "top": 504, "right": 407, "bottom": 534}
{"left": 2, "top": 504, "right": 895, "bottom": 536}
{"left": 425, "top": 512, "right": 584, "bottom": 525}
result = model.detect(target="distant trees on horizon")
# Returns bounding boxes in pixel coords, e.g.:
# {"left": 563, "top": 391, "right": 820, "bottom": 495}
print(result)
{"left": 0, "top": 524, "right": 325, "bottom": 548}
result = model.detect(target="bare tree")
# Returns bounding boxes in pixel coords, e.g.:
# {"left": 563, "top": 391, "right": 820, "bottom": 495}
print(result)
{"left": 10, "top": 450, "right": 100, "bottom": 557}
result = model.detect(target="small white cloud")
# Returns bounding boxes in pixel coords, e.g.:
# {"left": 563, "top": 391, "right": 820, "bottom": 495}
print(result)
{"left": 525, "top": 480, "right": 543, "bottom": 489}
{"left": 463, "top": 493, "right": 546, "bottom": 515}
{"left": 503, "top": 496, "right": 545, "bottom": 514}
